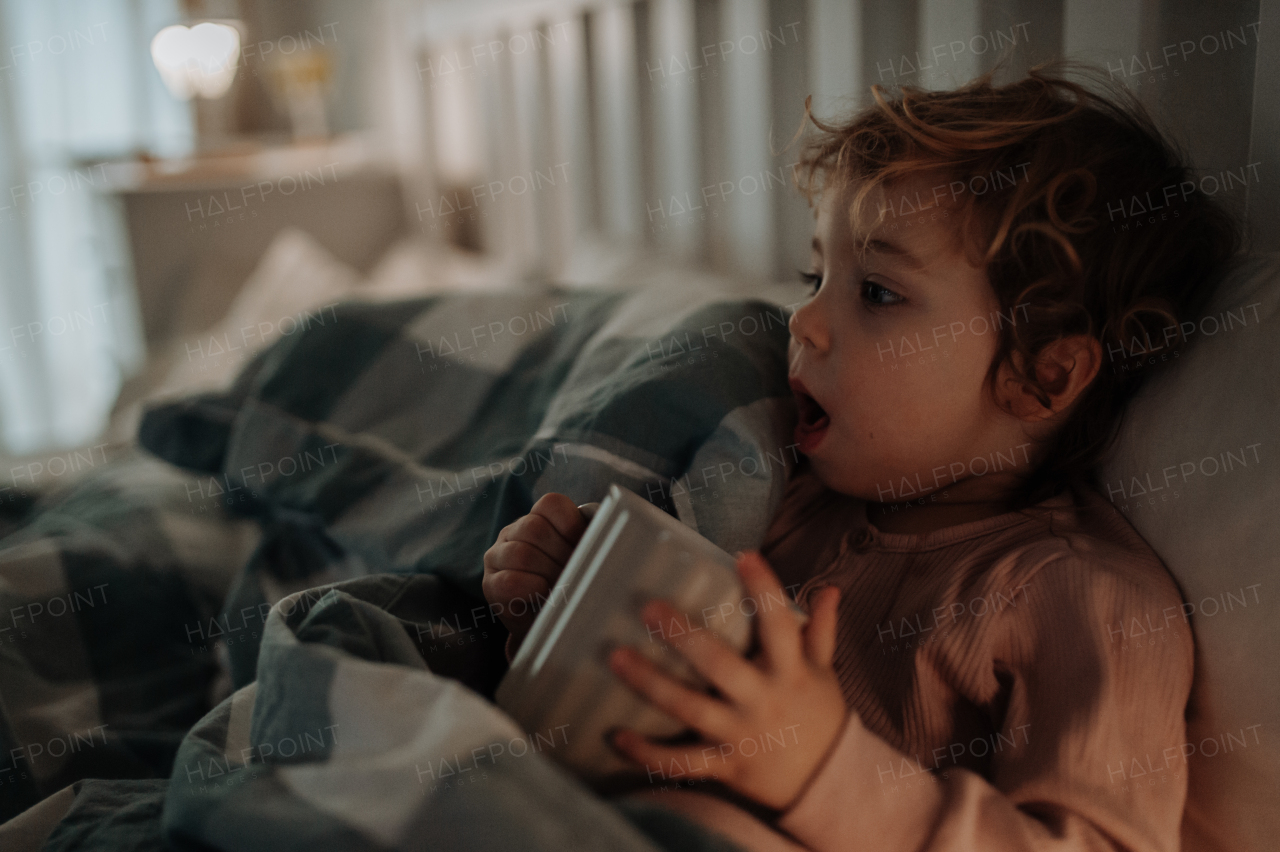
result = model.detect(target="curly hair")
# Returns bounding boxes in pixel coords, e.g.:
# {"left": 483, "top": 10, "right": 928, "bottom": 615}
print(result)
{"left": 793, "top": 60, "right": 1243, "bottom": 509}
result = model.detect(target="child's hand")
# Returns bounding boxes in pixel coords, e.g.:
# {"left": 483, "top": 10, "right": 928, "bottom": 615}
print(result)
{"left": 482, "top": 493, "right": 590, "bottom": 657}
{"left": 607, "top": 551, "right": 848, "bottom": 811}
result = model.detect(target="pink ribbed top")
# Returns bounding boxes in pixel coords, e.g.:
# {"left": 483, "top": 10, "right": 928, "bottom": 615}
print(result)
{"left": 628, "top": 459, "right": 1195, "bottom": 852}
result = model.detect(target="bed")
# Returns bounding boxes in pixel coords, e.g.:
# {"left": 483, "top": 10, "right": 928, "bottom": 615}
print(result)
{"left": 1, "top": 1, "right": 1278, "bottom": 850}
{"left": 0, "top": 228, "right": 811, "bottom": 851}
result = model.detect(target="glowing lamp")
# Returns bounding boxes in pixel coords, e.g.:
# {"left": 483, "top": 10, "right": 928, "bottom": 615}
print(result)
{"left": 150, "top": 22, "right": 240, "bottom": 100}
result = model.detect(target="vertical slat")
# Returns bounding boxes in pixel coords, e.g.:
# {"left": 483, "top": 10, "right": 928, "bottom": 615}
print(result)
{"left": 392, "top": 10, "right": 435, "bottom": 244}
{"left": 422, "top": 38, "right": 487, "bottom": 250}
{"left": 1063, "top": 0, "right": 1142, "bottom": 62}
{"left": 718, "top": 0, "right": 774, "bottom": 278}
{"left": 590, "top": 3, "right": 645, "bottom": 243}
{"left": 546, "top": 13, "right": 595, "bottom": 258}
{"left": 808, "top": 0, "right": 863, "bottom": 118}
{"left": 413, "top": 44, "right": 441, "bottom": 243}
{"left": 426, "top": 39, "right": 485, "bottom": 184}
{"left": 980, "top": 0, "right": 1063, "bottom": 78}
{"left": 509, "top": 21, "right": 546, "bottom": 273}
{"left": 580, "top": 13, "right": 606, "bottom": 235}
{"left": 918, "top": 0, "right": 982, "bottom": 88}
{"left": 644, "top": 0, "right": 704, "bottom": 260}
{"left": 633, "top": 0, "right": 659, "bottom": 250}
{"left": 1146, "top": 1, "right": 1260, "bottom": 180}
{"left": 537, "top": 17, "right": 584, "bottom": 274}
{"left": 771, "top": 0, "right": 812, "bottom": 281}
{"left": 1247, "top": 0, "right": 1279, "bottom": 251}
{"left": 480, "top": 36, "right": 522, "bottom": 261}
{"left": 696, "top": 0, "right": 726, "bottom": 269}
{"left": 861, "top": 0, "right": 919, "bottom": 93}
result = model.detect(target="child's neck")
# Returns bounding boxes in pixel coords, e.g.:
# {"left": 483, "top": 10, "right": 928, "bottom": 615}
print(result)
{"left": 864, "top": 473, "right": 1024, "bottom": 536}
{"left": 865, "top": 497, "right": 1011, "bottom": 535}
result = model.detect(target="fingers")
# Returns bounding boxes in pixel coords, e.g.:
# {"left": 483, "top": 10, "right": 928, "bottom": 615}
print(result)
{"left": 640, "top": 599, "right": 762, "bottom": 702}
{"left": 487, "top": 492, "right": 593, "bottom": 586}
{"left": 736, "top": 551, "right": 802, "bottom": 667}
{"left": 803, "top": 586, "right": 840, "bottom": 668}
{"left": 481, "top": 563, "right": 551, "bottom": 605}
{"left": 490, "top": 493, "right": 588, "bottom": 569}
{"left": 481, "top": 566, "right": 549, "bottom": 617}
{"left": 529, "top": 492, "right": 591, "bottom": 547}
{"left": 495, "top": 512, "right": 573, "bottom": 568}
{"left": 610, "top": 729, "right": 719, "bottom": 783}
{"left": 609, "top": 646, "right": 735, "bottom": 738}
{"left": 484, "top": 538, "right": 566, "bottom": 587}
{"left": 481, "top": 567, "right": 549, "bottom": 641}
{"left": 482, "top": 492, "right": 596, "bottom": 633}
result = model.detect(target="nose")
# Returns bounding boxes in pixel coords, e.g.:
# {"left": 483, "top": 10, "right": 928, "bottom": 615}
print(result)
{"left": 788, "top": 294, "right": 829, "bottom": 354}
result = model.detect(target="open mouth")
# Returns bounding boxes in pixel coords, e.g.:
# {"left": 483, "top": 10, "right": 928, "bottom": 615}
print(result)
{"left": 790, "top": 378, "right": 830, "bottom": 452}
{"left": 795, "top": 391, "right": 829, "bottom": 432}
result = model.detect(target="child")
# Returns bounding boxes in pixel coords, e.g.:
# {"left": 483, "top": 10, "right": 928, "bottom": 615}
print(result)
{"left": 483, "top": 63, "right": 1239, "bottom": 852}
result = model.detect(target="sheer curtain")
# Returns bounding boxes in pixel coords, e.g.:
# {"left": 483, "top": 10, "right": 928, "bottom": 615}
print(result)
{"left": 0, "top": 0, "right": 193, "bottom": 457}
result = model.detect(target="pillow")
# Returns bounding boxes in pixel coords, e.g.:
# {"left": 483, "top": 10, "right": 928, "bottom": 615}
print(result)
{"left": 361, "top": 237, "right": 521, "bottom": 298}
{"left": 154, "top": 228, "right": 363, "bottom": 397}
{"left": 106, "top": 229, "right": 362, "bottom": 443}
{"left": 1098, "top": 252, "right": 1280, "bottom": 852}
{"left": 109, "top": 231, "right": 542, "bottom": 446}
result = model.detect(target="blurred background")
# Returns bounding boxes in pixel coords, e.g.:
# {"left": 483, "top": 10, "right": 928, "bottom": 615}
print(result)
{"left": 0, "top": 0, "right": 1274, "bottom": 485}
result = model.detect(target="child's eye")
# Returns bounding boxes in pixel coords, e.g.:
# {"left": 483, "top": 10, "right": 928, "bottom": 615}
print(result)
{"left": 797, "top": 269, "right": 822, "bottom": 295}
{"left": 862, "top": 279, "right": 904, "bottom": 307}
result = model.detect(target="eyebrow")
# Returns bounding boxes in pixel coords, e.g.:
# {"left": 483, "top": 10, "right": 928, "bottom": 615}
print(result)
{"left": 812, "top": 235, "right": 926, "bottom": 271}
{"left": 864, "top": 237, "right": 925, "bottom": 270}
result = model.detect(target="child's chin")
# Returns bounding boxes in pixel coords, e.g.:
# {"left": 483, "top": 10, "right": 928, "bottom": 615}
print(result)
{"left": 804, "top": 458, "right": 880, "bottom": 502}
{"left": 804, "top": 456, "right": 853, "bottom": 493}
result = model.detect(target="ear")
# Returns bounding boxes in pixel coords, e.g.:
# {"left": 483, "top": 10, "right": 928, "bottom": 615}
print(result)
{"left": 995, "top": 335, "right": 1103, "bottom": 422}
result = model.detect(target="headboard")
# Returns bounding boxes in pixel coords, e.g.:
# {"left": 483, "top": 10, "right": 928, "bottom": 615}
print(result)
{"left": 400, "top": 0, "right": 1276, "bottom": 288}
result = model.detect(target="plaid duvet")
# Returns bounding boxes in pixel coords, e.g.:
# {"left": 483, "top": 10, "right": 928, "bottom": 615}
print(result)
{"left": 0, "top": 447, "right": 263, "bottom": 822}
{"left": 0, "top": 280, "right": 799, "bottom": 849}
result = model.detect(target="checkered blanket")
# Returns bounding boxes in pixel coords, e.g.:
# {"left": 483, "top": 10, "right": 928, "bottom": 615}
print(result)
{"left": 0, "top": 447, "right": 262, "bottom": 824}
{"left": 0, "top": 280, "right": 798, "bottom": 849}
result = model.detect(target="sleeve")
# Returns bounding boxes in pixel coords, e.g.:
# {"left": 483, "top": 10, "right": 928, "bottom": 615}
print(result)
{"left": 775, "top": 553, "right": 1196, "bottom": 852}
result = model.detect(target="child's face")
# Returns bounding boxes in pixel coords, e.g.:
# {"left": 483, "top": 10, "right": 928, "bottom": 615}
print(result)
{"left": 788, "top": 176, "right": 1031, "bottom": 502}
